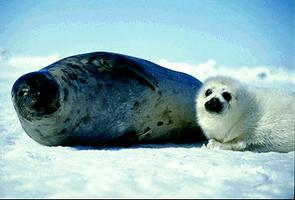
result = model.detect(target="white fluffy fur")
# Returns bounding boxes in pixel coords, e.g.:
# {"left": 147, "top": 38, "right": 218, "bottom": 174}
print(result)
{"left": 196, "top": 76, "right": 295, "bottom": 152}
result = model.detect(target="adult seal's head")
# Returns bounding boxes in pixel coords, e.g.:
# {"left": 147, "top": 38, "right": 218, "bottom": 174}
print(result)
{"left": 12, "top": 72, "right": 61, "bottom": 120}
{"left": 11, "top": 71, "right": 67, "bottom": 146}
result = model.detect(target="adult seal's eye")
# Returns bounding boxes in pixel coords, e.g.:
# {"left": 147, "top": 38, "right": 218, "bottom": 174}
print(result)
{"left": 205, "top": 89, "right": 212, "bottom": 97}
{"left": 222, "top": 92, "right": 232, "bottom": 101}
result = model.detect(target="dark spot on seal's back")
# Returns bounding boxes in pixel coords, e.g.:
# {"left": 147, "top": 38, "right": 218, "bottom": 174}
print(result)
{"left": 60, "top": 129, "right": 67, "bottom": 134}
{"left": 68, "top": 73, "right": 78, "bottom": 80}
{"left": 63, "top": 88, "right": 68, "bottom": 101}
{"left": 157, "top": 121, "right": 163, "bottom": 126}
{"left": 81, "top": 114, "right": 91, "bottom": 124}
{"left": 162, "top": 108, "right": 172, "bottom": 116}
{"left": 62, "top": 76, "right": 68, "bottom": 83}
{"left": 133, "top": 101, "right": 140, "bottom": 108}
{"left": 61, "top": 69, "right": 68, "bottom": 74}
{"left": 64, "top": 117, "right": 70, "bottom": 123}
{"left": 79, "top": 79, "right": 86, "bottom": 83}
{"left": 67, "top": 63, "right": 84, "bottom": 73}
{"left": 161, "top": 108, "right": 173, "bottom": 125}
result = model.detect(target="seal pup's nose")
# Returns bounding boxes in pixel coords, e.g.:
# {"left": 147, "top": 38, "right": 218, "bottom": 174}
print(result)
{"left": 205, "top": 97, "right": 223, "bottom": 113}
{"left": 11, "top": 71, "right": 61, "bottom": 120}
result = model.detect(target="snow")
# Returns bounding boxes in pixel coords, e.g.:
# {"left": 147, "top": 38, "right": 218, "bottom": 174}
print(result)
{"left": 0, "top": 55, "right": 294, "bottom": 198}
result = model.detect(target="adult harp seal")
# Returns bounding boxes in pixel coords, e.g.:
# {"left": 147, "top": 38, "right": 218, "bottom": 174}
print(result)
{"left": 11, "top": 52, "right": 204, "bottom": 146}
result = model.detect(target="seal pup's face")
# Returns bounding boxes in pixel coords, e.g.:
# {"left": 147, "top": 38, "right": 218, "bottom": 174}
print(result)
{"left": 203, "top": 88, "right": 231, "bottom": 114}
{"left": 196, "top": 76, "right": 248, "bottom": 142}
{"left": 197, "top": 77, "right": 239, "bottom": 116}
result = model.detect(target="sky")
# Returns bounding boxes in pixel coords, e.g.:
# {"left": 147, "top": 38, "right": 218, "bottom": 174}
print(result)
{"left": 0, "top": 0, "right": 294, "bottom": 70}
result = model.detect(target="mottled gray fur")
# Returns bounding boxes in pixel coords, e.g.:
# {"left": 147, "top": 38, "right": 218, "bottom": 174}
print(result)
{"left": 12, "top": 52, "right": 204, "bottom": 146}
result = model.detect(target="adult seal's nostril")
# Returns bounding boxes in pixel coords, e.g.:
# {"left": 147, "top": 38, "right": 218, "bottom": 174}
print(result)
{"left": 205, "top": 97, "right": 223, "bottom": 113}
{"left": 11, "top": 72, "right": 60, "bottom": 120}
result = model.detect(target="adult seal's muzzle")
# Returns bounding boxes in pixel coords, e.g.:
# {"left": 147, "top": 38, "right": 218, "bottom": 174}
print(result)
{"left": 12, "top": 72, "right": 61, "bottom": 121}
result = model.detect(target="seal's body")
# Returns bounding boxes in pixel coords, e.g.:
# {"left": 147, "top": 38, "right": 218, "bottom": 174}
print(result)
{"left": 196, "top": 76, "right": 295, "bottom": 153}
{"left": 12, "top": 52, "right": 204, "bottom": 146}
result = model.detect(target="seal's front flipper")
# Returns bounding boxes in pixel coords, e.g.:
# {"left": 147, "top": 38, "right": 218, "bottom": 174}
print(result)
{"left": 86, "top": 52, "right": 159, "bottom": 91}
{"left": 114, "top": 56, "right": 159, "bottom": 91}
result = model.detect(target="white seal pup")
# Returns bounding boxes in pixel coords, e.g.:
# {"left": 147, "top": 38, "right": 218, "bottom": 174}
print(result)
{"left": 196, "top": 75, "right": 295, "bottom": 152}
{"left": 11, "top": 52, "right": 205, "bottom": 146}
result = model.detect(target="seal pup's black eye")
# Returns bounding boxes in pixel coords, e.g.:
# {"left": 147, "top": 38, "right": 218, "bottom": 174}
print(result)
{"left": 222, "top": 92, "right": 232, "bottom": 101}
{"left": 205, "top": 89, "right": 212, "bottom": 97}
